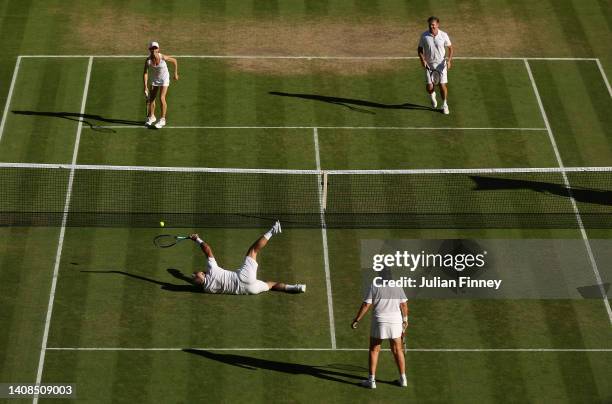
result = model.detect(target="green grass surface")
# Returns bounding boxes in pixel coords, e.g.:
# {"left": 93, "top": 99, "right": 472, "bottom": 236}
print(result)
{"left": 78, "top": 128, "right": 317, "bottom": 168}
{"left": 0, "top": 1, "right": 611, "bottom": 403}
{"left": 40, "top": 351, "right": 612, "bottom": 403}
{"left": 49, "top": 228, "right": 328, "bottom": 349}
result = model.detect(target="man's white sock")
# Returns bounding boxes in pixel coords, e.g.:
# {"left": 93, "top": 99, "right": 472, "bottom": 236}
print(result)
{"left": 443, "top": 100, "right": 448, "bottom": 106}
{"left": 368, "top": 374, "right": 376, "bottom": 382}
{"left": 400, "top": 373, "right": 407, "bottom": 381}
{"left": 430, "top": 92, "right": 436, "bottom": 99}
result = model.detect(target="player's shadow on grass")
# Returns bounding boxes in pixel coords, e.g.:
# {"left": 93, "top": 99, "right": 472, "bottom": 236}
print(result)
{"left": 470, "top": 176, "right": 612, "bottom": 206}
{"left": 269, "top": 91, "right": 438, "bottom": 114}
{"left": 12, "top": 110, "right": 143, "bottom": 132}
{"left": 183, "top": 349, "right": 366, "bottom": 386}
{"left": 81, "top": 269, "right": 198, "bottom": 292}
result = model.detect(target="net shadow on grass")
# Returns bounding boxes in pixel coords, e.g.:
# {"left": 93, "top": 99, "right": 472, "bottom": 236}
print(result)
{"left": 470, "top": 176, "right": 612, "bottom": 206}
{"left": 576, "top": 283, "right": 610, "bottom": 299}
{"left": 80, "top": 269, "right": 198, "bottom": 293}
{"left": 183, "top": 349, "right": 365, "bottom": 386}
{"left": 269, "top": 91, "right": 438, "bottom": 114}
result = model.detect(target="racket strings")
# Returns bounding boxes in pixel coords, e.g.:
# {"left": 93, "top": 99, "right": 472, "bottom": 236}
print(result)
{"left": 154, "top": 234, "right": 189, "bottom": 248}
{"left": 154, "top": 234, "right": 177, "bottom": 248}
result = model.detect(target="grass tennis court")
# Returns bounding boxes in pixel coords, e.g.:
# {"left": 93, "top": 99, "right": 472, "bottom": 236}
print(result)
{"left": 1, "top": 1, "right": 611, "bottom": 403}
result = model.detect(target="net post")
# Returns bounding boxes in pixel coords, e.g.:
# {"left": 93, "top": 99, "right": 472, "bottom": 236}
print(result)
{"left": 321, "top": 171, "right": 328, "bottom": 211}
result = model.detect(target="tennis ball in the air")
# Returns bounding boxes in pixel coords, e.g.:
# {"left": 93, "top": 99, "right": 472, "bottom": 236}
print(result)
{"left": 160, "top": 221, "right": 165, "bottom": 227}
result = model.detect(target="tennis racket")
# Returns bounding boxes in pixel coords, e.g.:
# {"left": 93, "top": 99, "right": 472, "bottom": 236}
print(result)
{"left": 153, "top": 234, "right": 189, "bottom": 248}
{"left": 427, "top": 66, "right": 442, "bottom": 85}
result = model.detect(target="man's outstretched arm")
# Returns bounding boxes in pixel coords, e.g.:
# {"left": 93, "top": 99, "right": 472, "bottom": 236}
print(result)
{"left": 351, "top": 302, "right": 371, "bottom": 329}
{"left": 189, "top": 233, "right": 214, "bottom": 258}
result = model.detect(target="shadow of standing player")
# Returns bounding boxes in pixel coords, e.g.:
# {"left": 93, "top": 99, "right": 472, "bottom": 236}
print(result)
{"left": 183, "top": 349, "right": 366, "bottom": 386}
{"left": 269, "top": 91, "right": 440, "bottom": 114}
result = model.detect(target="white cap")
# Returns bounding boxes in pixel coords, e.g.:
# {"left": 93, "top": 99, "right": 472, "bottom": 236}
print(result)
{"left": 148, "top": 41, "right": 159, "bottom": 49}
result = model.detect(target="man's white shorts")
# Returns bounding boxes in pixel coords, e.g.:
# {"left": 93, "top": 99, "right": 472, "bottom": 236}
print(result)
{"left": 237, "top": 256, "right": 269, "bottom": 295}
{"left": 371, "top": 321, "right": 403, "bottom": 339}
{"left": 425, "top": 61, "right": 448, "bottom": 85}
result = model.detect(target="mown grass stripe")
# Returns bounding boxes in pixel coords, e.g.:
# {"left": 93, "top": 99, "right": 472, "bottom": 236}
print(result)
{"left": 109, "top": 230, "right": 157, "bottom": 402}
{"left": 471, "top": 300, "right": 530, "bottom": 401}
{"left": 0, "top": 56, "right": 20, "bottom": 144}
{"left": 18, "top": 59, "right": 63, "bottom": 162}
{"left": 525, "top": 59, "right": 612, "bottom": 325}
{"left": 541, "top": 301, "right": 601, "bottom": 402}
{"left": 548, "top": 0, "right": 595, "bottom": 57}
{"left": 0, "top": 0, "right": 32, "bottom": 55}
{"left": 34, "top": 56, "right": 93, "bottom": 403}
{"left": 576, "top": 62, "right": 612, "bottom": 147}
{"left": 0, "top": 227, "right": 30, "bottom": 378}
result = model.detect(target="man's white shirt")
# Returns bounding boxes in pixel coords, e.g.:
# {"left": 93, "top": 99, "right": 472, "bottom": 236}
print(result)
{"left": 364, "top": 284, "right": 408, "bottom": 324}
{"left": 418, "top": 30, "right": 452, "bottom": 65}
{"left": 202, "top": 258, "right": 244, "bottom": 294}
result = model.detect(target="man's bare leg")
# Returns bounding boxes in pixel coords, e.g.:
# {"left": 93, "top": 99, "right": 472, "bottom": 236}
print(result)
{"left": 266, "top": 281, "right": 305, "bottom": 293}
{"left": 361, "top": 337, "right": 382, "bottom": 388}
{"left": 390, "top": 338, "right": 407, "bottom": 386}
{"left": 246, "top": 220, "right": 282, "bottom": 260}
{"left": 246, "top": 221, "right": 305, "bottom": 293}
{"left": 440, "top": 83, "right": 448, "bottom": 104}
{"left": 426, "top": 83, "right": 437, "bottom": 108}
{"left": 246, "top": 236, "right": 269, "bottom": 260}
{"left": 440, "top": 83, "right": 449, "bottom": 114}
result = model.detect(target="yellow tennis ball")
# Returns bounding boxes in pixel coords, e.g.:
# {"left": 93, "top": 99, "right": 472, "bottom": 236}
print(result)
{"left": 160, "top": 221, "right": 165, "bottom": 227}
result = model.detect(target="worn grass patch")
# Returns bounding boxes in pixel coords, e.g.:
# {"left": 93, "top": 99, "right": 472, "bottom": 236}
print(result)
{"left": 69, "top": 7, "right": 529, "bottom": 68}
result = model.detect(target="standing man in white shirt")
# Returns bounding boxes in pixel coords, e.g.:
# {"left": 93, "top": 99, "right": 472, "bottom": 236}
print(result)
{"left": 417, "top": 16, "right": 454, "bottom": 115}
{"left": 351, "top": 279, "right": 409, "bottom": 389}
{"left": 143, "top": 41, "right": 179, "bottom": 128}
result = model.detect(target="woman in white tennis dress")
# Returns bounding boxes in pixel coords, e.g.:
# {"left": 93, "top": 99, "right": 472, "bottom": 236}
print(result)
{"left": 143, "top": 41, "right": 178, "bottom": 128}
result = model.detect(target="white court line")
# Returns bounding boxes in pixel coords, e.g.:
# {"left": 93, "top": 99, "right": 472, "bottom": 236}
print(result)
{"left": 313, "top": 127, "right": 337, "bottom": 350}
{"left": 0, "top": 162, "right": 609, "bottom": 174}
{"left": 83, "top": 125, "right": 547, "bottom": 131}
{"left": 595, "top": 59, "right": 612, "bottom": 99}
{"left": 33, "top": 56, "right": 94, "bottom": 403}
{"left": 45, "top": 347, "right": 612, "bottom": 352}
{"left": 18, "top": 54, "right": 599, "bottom": 61}
{"left": 0, "top": 56, "right": 22, "bottom": 144}
{"left": 525, "top": 59, "right": 612, "bottom": 326}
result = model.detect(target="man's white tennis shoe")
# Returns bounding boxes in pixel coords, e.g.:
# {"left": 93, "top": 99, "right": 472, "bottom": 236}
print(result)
{"left": 155, "top": 118, "right": 166, "bottom": 129}
{"left": 360, "top": 379, "right": 376, "bottom": 389}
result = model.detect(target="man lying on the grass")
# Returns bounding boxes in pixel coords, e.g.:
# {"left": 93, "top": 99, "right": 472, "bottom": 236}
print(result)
{"left": 190, "top": 221, "right": 306, "bottom": 295}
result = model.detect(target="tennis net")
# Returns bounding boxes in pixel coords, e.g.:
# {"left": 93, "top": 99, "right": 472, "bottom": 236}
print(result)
{"left": 1, "top": 163, "right": 611, "bottom": 228}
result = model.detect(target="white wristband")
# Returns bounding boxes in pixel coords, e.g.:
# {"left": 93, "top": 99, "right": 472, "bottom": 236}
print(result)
{"left": 403, "top": 317, "right": 408, "bottom": 322}
{"left": 195, "top": 238, "right": 204, "bottom": 245}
